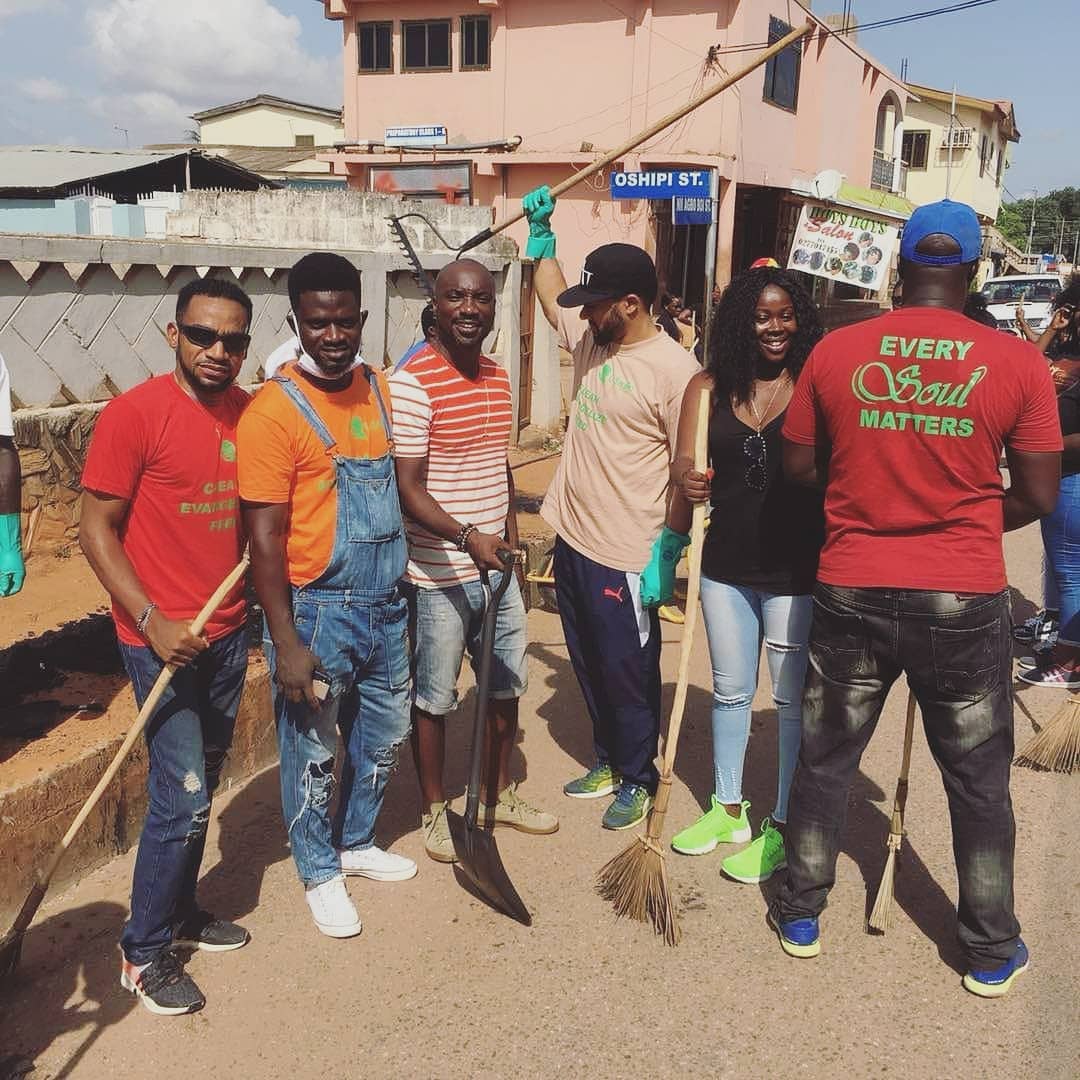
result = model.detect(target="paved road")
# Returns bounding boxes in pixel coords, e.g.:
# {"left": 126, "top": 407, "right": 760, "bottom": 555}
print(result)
{"left": 1, "top": 523, "right": 1076, "bottom": 1079}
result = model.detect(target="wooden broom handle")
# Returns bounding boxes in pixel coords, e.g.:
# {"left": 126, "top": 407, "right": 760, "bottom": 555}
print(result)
{"left": 41, "top": 554, "right": 251, "bottom": 881}
{"left": 660, "top": 388, "right": 710, "bottom": 775}
{"left": 889, "top": 689, "right": 917, "bottom": 830}
{"left": 459, "top": 21, "right": 815, "bottom": 252}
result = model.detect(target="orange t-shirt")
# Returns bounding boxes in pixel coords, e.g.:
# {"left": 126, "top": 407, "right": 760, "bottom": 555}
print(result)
{"left": 237, "top": 363, "right": 391, "bottom": 586}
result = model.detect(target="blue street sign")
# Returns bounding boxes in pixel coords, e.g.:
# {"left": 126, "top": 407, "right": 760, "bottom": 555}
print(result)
{"left": 673, "top": 195, "right": 713, "bottom": 226}
{"left": 609, "top": 170, "right": 710, "bottom": 199}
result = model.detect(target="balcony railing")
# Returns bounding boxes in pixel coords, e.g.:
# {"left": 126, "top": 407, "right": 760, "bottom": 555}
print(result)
{"left": 870, "top": 149, "right": 907, "bottom": 194}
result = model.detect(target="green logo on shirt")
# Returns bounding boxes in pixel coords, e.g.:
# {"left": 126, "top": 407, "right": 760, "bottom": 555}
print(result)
{"left": 351, "top": 415, "right": 367, "bottom": 439}
{"left": 220, "top": 439, "right": 237, "bottom": 462}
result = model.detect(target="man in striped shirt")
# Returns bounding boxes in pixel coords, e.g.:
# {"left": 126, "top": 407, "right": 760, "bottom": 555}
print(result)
{"left": 390, "top": 259, "right": 558, "bottom": 863}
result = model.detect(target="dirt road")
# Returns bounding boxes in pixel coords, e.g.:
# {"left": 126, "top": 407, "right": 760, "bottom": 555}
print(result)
{"left": 1, "top": 523, "right": 1076, "bottom": 1079}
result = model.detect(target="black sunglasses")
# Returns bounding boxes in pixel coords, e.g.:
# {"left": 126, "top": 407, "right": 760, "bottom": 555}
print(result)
{"left": 178, "top": 323, "right": 251, "bottom": 355}
{"left": 743, "top": 432, "right": 768, "bottom": 492}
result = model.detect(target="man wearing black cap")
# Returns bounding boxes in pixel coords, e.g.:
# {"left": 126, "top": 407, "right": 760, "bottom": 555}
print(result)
{"left": 773, "top": 199, "right": 1061, "bottom": 997}
{"left": 522, "top": 186, "right": 700, "bottom": 831}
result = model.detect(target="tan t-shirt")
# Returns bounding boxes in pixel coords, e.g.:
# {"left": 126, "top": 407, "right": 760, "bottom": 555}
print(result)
{"left": 541, "top": 311, "right": 700, "bottom": 572}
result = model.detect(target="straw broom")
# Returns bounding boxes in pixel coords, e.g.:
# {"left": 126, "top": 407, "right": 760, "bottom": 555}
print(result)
{"left": 867, "top": 689, "right": 917, "bottom": 932}
{"left": 1014, "top": 692, "right": 1080, "bottom": 773}
{"left": 0, "top": 555, "right": 250, "bottom": 984}
{"left": 596, "top": 388, "right": 710, "bottom": 946}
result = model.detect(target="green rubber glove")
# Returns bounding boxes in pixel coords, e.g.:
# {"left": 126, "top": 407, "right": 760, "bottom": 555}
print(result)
{"left": 639, "top": 526, "right": 690, "bottom": 608}
{"left": 0, "top": 511, "right": 25, "bottom": 597}
{"left": 522, "top": 185, "right": 556, "bottom": 260}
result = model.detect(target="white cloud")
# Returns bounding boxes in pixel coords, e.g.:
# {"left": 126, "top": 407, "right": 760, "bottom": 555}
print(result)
{"left": 87, "top": 0, "right": 335, "bottom": 109}
{"left": 18, "top": 77, "right": 68, "bottom": 102}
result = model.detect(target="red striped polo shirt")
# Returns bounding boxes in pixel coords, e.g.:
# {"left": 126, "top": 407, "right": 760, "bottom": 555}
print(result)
{"left": 389, "top": 345, "right": 513, "bottom": 587}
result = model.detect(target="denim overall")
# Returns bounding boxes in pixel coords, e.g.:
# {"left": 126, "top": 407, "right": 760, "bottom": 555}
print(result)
{"left": 264, "top": 369, "right": 411, "bottom": 886}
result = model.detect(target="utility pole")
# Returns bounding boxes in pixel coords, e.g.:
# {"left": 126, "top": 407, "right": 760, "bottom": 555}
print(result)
{"left": 1059, "top": 215, "right": 1066, "bottom": 256}
{"left": 945, "top": 83, "right": 957, "bottom": 198}
{"left": 1073, "top": 226, "right": 1079, "bottom": 266}
{"left": 1027, "top": 189, "right": 1038, "bottom": 256}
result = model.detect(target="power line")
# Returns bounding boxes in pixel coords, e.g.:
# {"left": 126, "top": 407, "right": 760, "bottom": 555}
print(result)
{"left": 711, "top": 0, "right": 1004, "bottom": 55}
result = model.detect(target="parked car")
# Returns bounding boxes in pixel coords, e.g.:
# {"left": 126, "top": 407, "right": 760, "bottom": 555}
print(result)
{"left": 980, "top": 274, "right": 1063, "bottom": 337}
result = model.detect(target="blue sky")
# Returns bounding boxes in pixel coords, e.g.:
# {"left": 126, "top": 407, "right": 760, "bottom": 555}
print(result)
{"left": 0, "top": 0, "right": 1071, "bottom": 202}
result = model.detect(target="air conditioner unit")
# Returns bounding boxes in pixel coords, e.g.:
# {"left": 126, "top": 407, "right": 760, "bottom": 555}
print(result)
{"left": 941, "top": 127, "right": 973, "bottom": 149}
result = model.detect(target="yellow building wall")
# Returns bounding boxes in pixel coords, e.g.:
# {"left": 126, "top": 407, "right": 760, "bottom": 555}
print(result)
{"left": 199, "top": 106, "right": 344, "bottom": 148}
{"left": 902, "top": 101, "right": 1009, "bottom": 221}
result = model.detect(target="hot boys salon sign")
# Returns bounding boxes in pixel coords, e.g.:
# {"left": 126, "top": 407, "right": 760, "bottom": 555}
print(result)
{"left": 786, "top": 202, "right": 900, "bottom": 291}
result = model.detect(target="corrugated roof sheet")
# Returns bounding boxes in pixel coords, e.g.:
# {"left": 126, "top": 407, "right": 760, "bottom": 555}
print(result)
{"left": 0, "top": 146, "right": 183, "bottom": 190}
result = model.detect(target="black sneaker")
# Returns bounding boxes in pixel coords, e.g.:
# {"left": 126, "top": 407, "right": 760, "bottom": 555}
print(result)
{"left": 173, "top": 911, "right": 250, "bottom": 952}
{"left": 121, "top": 951, "right": 205, "bottom": 1016}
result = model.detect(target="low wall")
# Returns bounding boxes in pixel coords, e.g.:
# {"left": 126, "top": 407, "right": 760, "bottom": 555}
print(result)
{"left": 0, "top": 655, "right": 276, "bottom": 929}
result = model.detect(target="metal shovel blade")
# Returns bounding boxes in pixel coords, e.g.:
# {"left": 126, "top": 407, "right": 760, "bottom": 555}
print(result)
{"left": 445, "top": 807, "right": 532, "bottom": 926}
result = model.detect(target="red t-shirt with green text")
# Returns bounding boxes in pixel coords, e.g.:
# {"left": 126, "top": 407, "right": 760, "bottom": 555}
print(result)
{"left": 82, "top": 374, "right": 249, "bottom": 645}
{"left": 783, "top": 306, "right": 1061, "bottom": 593}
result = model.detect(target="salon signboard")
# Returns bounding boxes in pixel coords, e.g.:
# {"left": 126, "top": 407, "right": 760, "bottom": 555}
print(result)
{"left": 787, "top": 201, "right": 899, "bottom": 291}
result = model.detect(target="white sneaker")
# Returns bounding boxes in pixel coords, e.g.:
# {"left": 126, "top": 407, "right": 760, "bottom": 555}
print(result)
{"left": 304, "top": 875, "right": 362, "bottom": 938}
{"left": 338, "top": 845, "right": 418, "bottom": 882}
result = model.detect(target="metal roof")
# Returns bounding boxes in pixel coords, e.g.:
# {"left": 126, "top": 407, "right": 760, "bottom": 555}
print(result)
{"left": 0, "top": 146, "right": 183, "bottom": 190}
{"left": 0, "top": 146, "right": 274, "bottom": 196}
{"left": 191, "top": 94, "right": 342, "bottom": 122}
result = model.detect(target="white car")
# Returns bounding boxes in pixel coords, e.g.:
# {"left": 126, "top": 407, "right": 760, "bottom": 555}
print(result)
{"left": 980, "top": 274, "right": 1063, "bottom": 337}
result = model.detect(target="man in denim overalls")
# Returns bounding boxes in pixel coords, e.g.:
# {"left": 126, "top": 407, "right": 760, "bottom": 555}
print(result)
{"left": 239, "top": 253, "right": 415, "bottom": 939}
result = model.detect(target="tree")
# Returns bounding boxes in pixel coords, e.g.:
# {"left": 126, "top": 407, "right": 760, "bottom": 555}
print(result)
{"left": 998, "top": 187, "right": 1080, "bottom": 256}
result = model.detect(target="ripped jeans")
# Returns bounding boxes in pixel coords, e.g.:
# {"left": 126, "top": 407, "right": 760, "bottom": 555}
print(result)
{"left": 266, "top": 589, "right": 412, "bottom": 887}
{"left": 698, "top": 577, "right": 812, "bottom": 822}
{"left": 119, "top": 628, "right": 248, "bottom": 965}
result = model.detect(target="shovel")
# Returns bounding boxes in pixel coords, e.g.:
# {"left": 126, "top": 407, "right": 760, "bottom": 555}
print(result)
{"left": 445, "top": 550, "right": 531, "bottom": 925}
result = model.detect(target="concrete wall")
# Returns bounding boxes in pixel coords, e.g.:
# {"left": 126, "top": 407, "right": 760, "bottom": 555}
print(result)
{"left": 0, "top": 213, "right": 559, "bottom": 538}
{"left": 199, "top": 105, "right": 344, "bottom": 148}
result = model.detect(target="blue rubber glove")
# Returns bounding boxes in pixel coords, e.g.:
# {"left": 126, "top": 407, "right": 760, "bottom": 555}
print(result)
{"left": 0, "top": 511, "right": 25, "bottom": 597}
{"left": 522, "top": 186, "right": 556, "bottom": 260}
{"left": 639, "top": 526, "right": 690, "bottom": 608}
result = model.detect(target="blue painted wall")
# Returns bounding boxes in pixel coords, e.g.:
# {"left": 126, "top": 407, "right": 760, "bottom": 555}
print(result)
{"left": 0, "top": 197, "right": 93, "bottom": 235}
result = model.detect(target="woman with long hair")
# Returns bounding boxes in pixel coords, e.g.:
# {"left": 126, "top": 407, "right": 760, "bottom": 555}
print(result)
{"left": 644, "top": 266, "right": 824, "bottom": 883}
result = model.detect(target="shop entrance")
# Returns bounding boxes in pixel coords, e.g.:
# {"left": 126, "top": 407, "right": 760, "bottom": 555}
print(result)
{"left": 653, "top": 199, "right": 709, "bottom": 318}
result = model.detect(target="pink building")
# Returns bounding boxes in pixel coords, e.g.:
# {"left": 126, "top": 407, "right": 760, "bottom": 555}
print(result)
{"left": 319, "top": 0, "right": 911, "bottom": 311}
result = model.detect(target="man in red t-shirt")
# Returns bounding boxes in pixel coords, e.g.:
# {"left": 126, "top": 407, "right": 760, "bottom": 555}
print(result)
{"left": 772, "top": 200, "right": 1061, "bottom": 998}
{"left": 80, "top": 278, "right": 253, "bottom": 1016}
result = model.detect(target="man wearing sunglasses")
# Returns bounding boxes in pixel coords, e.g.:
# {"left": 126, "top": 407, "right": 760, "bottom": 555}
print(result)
{"left": 239, "top": 252, "right": 416, "bottom": 941}
{"left": 522, "top": 187, "right": 700, "bottom": 832}
{"left": 80, "top": 278, "right": 255, "bottom": 1015}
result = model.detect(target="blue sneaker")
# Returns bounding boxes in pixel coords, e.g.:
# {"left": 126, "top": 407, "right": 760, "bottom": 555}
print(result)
{"left": 768, "top": 909, "right": 821, "bottom": 958}
{"left": 600, "top": 783, "right": 652, "bottom": 830}
{"left": 962, "top": 940, "right": 1030, "bottom": 998}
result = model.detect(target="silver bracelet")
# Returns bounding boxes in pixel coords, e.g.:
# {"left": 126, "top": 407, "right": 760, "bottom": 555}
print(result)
{"left": 135, "top": 602, "right": 157, "bottom": 635}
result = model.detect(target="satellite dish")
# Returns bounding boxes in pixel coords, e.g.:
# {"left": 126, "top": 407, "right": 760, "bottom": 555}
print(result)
{"left": 812, "top": 169, "right": 844, "bottom": 200}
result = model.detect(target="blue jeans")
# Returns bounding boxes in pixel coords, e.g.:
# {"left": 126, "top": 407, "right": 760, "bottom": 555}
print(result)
{"left": 776, "top": 585, "right": 1018, "bottom": 969}
{"left": 699, "top": 577, "right": 812, "bottom": 821}
{"left": 118, "top": 628, "right": 248, "bottom": 965}
{"left": 1041, "top": 472, "right": 1080, "bottom": 646}
{"left": 404, "top": 571, "right": 528, "bottom": 716}
{"left": 266, "top": 589, "right": 412, "bottom": 886}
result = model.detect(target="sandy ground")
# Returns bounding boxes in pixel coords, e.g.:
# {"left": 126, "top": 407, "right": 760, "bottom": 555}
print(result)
{"left": 0, "top": 545, "right": 109, "bottom": 651}
{"left": 1, "top": 522, "right": 1077, "bottom": 1080}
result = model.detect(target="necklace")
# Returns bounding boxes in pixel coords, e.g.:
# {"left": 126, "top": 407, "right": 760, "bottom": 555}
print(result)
{"left": 747, "top": 372, "right": 789, "bottom": 432}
